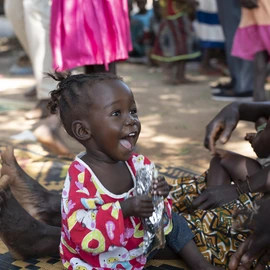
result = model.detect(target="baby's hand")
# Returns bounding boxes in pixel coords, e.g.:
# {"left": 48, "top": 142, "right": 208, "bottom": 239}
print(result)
{"left": 120, "top": 195, "right": 154, "bottom": 218}
{"left": 152, "top": 176, "right": 171, "bottom": 198}
{"left": 245, "top": 132, "right": 256, "bottom": 144}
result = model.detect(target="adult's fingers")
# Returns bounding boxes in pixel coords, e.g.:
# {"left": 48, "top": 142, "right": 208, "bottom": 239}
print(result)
{"left": 255, "top": 252, "right": 270, "bottom": 270}
{"left": 204, "top": 123, "right": 221, "bottom": 153}
{"left": 229, "top": 237, "right": 252, "bottom": 270}
{"left": 241, "top": 237, "right": 269, "bottom": 265}
{"left": 219, "top": 122, "right": 234, "bottom": 145}
{"left": 192, "top": 193, "right": 208, "bottom": 208}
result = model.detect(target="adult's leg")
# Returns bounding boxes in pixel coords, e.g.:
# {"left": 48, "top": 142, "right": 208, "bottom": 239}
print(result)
{"left": 4, "top": 0, "right": 29, "bottom": 56}
{"left": 176, "top": 61, "right": 192, "bottom": 83}
{"left": 23, "top": 0, "right": 57, "bottom": 120}
{"left": 254, "top": 51, "right": 268, "bottom": 101}
{"left": 207, "top": 156, "right": 231, "bottom": 186}
{"left": 85, "top": 62, "right": 117, "bottom": 75}
{"left": 217, "top": 0, "right": 254, "bottom": 95}
{"left": 217, "top": 149, "right": 262, "bottom": 182}
{"left": 0, "top": 146, "right": 61, "bottom": 226}
{"left": 0, "top": 185, "right": 60, "bottom": 260}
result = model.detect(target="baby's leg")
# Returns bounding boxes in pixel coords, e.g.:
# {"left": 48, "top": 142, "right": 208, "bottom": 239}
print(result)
{"left": 207, "top": 156, "right": 231, "bottom": 186}
{"left": 218, "top": 150, "right": 262, "bottom": 182}
{"left": 165, "top": 212, "right": 219, "bottom": 270}
{"left": 1, "top": 146, "right": 61, "bottom": 226}
{"left": 0, "top": 183, "right": 60, "bottom": 260}
{"left": 177, "top": 240, "right": 220, "bottom": 270}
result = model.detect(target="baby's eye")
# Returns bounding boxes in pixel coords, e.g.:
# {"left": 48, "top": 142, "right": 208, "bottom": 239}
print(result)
{"left": 111, "top": 110, "right": 121, "bottom": 116}
{"left": 130, "top": 108, "right": 137, "bottom": 115}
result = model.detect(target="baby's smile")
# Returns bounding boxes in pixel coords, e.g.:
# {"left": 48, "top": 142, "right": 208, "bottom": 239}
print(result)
{"left": 120, "top": 132, "right": 137, "bottom": 150}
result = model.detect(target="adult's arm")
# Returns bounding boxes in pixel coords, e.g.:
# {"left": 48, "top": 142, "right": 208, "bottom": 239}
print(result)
{"left": 204, "top": 102, "right": 270, "bottom": 154}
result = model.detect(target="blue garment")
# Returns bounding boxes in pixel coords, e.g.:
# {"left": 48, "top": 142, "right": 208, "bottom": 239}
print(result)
{"left": 166, "top": 211, "right": 194, "bottom": 253}
{"left": 133, "top": 9, "right": 154, "bottom": 31}
{"left": 194, "top": 0, "right": 224, "bottom": 49}
{"left": 217, "top": 0, "right": 254, "bottom": 94}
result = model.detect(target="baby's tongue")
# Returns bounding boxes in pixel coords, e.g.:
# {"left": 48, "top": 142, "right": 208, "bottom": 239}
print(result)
{"left": 120, "top": 139, "right": 132, "bottom": 150}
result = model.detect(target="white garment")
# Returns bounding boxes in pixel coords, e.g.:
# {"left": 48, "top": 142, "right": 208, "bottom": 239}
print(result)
{"left": 193, "top": 0, "right": 224, "bottom": 45}
{"left": 4, "top": 0, "right": 57, "bottom": 100}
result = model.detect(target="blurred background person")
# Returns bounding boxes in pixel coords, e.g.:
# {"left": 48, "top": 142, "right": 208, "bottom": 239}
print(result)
{"left": 128, "top": 0, "right": 146, "bottom": 59}
{"left": 51, "top": 0, "right": 132, "bottom": 75}
{"left": 232, "top": 0, "right": 270, "bottom": 101}
{"left": 4, "top": 0, "right": 57, "bottom": 120}
{"left": 151, "top": 0, "right": 200, "bottom": 85}
{"left": 211, "top": 0, "right": 254, "bottom": 101}
{"left": 194, "top": 0, "right": 226, "bottom": 76}
{"left": 148, "top": 0, "right": 162, "bottom": 71}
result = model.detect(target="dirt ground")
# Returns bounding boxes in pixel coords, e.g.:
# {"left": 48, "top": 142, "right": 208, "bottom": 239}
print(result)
{"left": 0, "top": 49, "right": 258, "bottom": 173}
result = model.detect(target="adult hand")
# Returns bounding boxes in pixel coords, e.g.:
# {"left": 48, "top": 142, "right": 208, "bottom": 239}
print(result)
{"left": 120, "top": 195, "right": 153, "bottom": 218}
{"left": 192, "top": 185, "right": 239, "bottom": 210}
{"left": 240, "top": 0, "right": 258, "bottom": 9}
{"left": 250, "top": 118, "right": 270, "bottom": 158}
{"left": 229, "top": 199, "right": 270, "bottom": 270}
{"left": 204, "top": 103, "right": 240, "bottom": 154}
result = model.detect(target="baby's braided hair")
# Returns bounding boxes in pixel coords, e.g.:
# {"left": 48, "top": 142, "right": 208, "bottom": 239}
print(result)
{"left": 46, "top": 71, "right": 122, "bottom": 136}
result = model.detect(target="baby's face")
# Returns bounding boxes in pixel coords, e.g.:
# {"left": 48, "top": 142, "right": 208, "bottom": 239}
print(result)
{"left": 85, "top": 80, "right": 141, "bottom": 162}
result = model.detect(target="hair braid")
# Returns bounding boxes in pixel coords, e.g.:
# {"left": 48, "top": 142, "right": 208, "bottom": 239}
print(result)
{"left": 46, "top": 71, "right": 123, "bottom": 137}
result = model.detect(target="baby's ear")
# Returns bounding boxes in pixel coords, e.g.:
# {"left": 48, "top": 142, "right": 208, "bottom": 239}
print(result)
{"left": 71, "top": 120, "right": 91, "bottom": 141}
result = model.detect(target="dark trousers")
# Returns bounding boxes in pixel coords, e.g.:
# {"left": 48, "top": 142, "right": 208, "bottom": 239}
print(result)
{"left": 217, "top": 0, "right": 254, "bottom": 94}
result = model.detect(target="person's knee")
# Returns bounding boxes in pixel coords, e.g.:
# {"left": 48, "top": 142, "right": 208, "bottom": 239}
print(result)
{"left": 209, "top": 156, "right": 221, "bottom": 167}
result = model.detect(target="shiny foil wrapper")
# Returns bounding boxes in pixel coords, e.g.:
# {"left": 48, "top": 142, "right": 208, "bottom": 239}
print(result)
{"left": 136, "top": 164, "right": 166, "bottom": 255}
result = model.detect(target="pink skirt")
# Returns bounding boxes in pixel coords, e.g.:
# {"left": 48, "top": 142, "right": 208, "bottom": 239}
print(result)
{"left": 50, "top": 0, "right": 132, "bottom": 71}
{"left": 232, "top": 0, "right": 270, "bottom": 60}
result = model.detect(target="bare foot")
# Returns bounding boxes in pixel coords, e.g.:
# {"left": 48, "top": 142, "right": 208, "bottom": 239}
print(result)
{"left": 0, "top": 186, "right": 60, "bottom": 259}
{"left": 0, "top": 146, "right": 61, "bottom": 226}
{"left": 33, "top": 115, "right": 73, "bottom": 157}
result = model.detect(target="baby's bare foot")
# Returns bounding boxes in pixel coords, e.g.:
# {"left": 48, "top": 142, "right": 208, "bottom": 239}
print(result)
{"left": 0, "top": 186, "right": 60, "bottom": 259}
{"left": 1, "top": 146, "right": 61, "bottom": 226}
